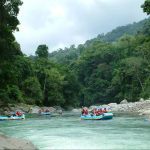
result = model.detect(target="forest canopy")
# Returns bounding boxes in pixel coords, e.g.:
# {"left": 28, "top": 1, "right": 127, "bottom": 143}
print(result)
{"left": 1, "top": 0, "right": 150, "bottom": 108}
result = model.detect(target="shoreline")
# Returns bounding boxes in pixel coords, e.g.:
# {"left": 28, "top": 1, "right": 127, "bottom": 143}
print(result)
{"left": 1, "top": 98, "right": 150, "bottom": 116}
{"left": 72, "top": 98, "right": 150, "bottom": 115}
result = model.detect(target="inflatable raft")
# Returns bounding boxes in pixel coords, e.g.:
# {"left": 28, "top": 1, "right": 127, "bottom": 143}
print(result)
{"left": 81, "top": 113, "right": 113, "bottom": 120}
{"left": 37, "top": 112, "right": 50, "bottom": 115}
{"left": 0, "top": 114, "right": 25, "bottom": 121}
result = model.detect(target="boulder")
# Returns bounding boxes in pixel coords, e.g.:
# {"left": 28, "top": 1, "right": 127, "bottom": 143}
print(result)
{"left": 0, "top": 132, "right": 38, "bottom": 150}
{"left": 89, "top": 106, "right": 98, "bottom": 109}
{"left": 146, "top": 100, "right": 150, "bottom": 103}
{"left": 72, "top": 109, "right": 80, "bottom": 112}
{"left": 142, "top": 110, "right": 150, "bottom": 115}
{"left": 139, "top": 98, "right": 145, "bottom": 102}
{"left": 120, "top": 99, "right": 128, "bottom": 104}
{"left": 108, "top": 103, "right": 117, "bottom": 106}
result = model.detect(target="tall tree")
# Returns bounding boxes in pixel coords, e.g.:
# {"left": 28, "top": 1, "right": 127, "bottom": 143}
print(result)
{"left": 0, "top": 0, "right": 23, "bottom": 65}
{"left": 35, "top": 45, "right": 49, "bottom": 58}
{"left": 141, "top": 0, "right": 150, "bottom": 15}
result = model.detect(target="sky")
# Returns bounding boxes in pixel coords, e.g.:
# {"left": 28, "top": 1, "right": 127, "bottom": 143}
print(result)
{"left": 14, "top": 0, "right": 149, "bottom": 56}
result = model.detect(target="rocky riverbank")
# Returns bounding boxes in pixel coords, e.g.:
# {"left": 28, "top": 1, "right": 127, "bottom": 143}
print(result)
{"left": 0, "top": 132, "right": 38, "bottom": 150}
{"left": 0, "top": 103, "right": 63, "bottom": 116}
{"left": 1, "top": 98, "right": 150, "bottom": 116}
{"left": 72, "top": 98, "right": 150, "bottom": 115}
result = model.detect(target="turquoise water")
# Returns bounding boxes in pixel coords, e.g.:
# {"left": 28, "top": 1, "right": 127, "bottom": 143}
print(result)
{"left": 0, "top": 112, "right": 150, "bottom": 149}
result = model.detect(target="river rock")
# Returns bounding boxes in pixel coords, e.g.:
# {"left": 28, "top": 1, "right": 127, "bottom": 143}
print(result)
{"left": 30, "top": 106, "right": 41, "bottom": 113}
{"left": 108, "top": 103, "right": 117, "bottom": 106}
{"left": 141, "top": 110, "right": 150, "bottom": 115}
{"left": 146, "top": 100, "right": 150, "bottom": 103}
{"left": 139, "top": 98, "right": 145, "bottom": 102}
{"left": 0, "top": 132, "right": 38, "bottom": 150}
{"left": 72, "top": 109, "right": 80, "bottom": 112}
{"left": 120, "top": 99, "right": 128, "bottom": 104}
{"left": 89, "top": 106, "right": 98, "bottom": 109}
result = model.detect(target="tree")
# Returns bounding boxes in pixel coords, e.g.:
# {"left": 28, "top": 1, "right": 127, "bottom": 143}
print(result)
{"left": 141, "top": 0, "right": 150, "bottom": 15}
{"left": 35, "top": 45, "right": 48, "bottom": 58}
{"left": 0, "top": 0, "right": 23, "bottom": 64}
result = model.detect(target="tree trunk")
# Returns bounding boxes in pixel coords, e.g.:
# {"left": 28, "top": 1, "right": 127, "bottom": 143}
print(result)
{"left": 134, "top": 66, "right": 145, "bottom": 93}
{"left": 43, "top": 70, "right": 47, "bottom": 94}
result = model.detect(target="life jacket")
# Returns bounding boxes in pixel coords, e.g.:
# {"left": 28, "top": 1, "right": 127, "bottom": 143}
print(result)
{"left": 103, "top": 110, "right": 107, "bottom": 113}
{"left": 95, "top": 110, "right": 99, "bottom": 116}
{"left": 38, "top": 110, "right": 41, "bottom": 113}
{"left": 84, "top": 110, "right": 88, "bottom": 115}
{"left": 18, "top": 112, "right": 22, "bottom": 116}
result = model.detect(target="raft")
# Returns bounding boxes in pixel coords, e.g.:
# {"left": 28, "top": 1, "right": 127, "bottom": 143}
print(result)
{"left": 37, "top": 112, "right": 50, "bottom": 115}
{"left": 0, "top": 114, "right": 25, "bottom": 121}
{"left": 81, "top": 113, "right": 113, "bottom": 120}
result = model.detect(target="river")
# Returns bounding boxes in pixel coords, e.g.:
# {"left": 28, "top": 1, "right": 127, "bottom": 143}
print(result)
{"left": 0, "top": 111, "right": 150, "bottom": 149}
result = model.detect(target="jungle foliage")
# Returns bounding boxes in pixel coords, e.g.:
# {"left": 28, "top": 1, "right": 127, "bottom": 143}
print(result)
{"left": 1, "top": 0, "right": 150, "bottom": 107}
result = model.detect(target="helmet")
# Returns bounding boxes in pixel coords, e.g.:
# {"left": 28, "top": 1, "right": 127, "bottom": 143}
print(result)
{"left": 91, "top": 108, "right": 94, "bottom": 110}
{"left": 86, "top": 108, "right": 88, "bottom": 110}
{"left": 95, "top": 108, "right": 97, "bottom": 110}
{"left": 98, "top": 108, "right": 100, "bottom": 110}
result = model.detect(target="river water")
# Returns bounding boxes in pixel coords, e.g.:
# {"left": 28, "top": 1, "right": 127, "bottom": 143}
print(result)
{"left": 0, "top": 111, "right": 150, "bottom": 149}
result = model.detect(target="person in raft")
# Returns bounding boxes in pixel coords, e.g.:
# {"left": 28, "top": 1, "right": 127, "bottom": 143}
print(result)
{"left": 38, "top": 110, "right": 42, "bottom": 113}
{"left": 7, "top": 111, "right": 11, "bottom": 117}
{"left": 84, "top": 108, "right": 88, "bottom": 116}
{"left": 103, "top": 108, "right": 108, "bottom": 113}
{"left": 98, "top": 108, "right": 103, "bottom": 115}
{"left": 95, "top": 108, "right": 99, "bottom": 116}
{"left": 59, "top": 110, "right": 62, "bottom": 114}
{"left": 18, "top": 111, "right": 22, "bottom": 116}
{"left": 13, "top": 112, "right": 16, "bottom": 117}
{"left": 81, "top": 106, "right": 85, "bottom": 116}
{"left": 16, "top": 111, "right": 19, "bottom": 116}
{"left": 90, "top": 108, "right": 95, "bottom": 116}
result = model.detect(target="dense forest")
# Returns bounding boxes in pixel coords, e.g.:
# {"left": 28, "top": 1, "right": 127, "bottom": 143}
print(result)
{"left": 1, "top": 0, "right": 150, "bottom": 108}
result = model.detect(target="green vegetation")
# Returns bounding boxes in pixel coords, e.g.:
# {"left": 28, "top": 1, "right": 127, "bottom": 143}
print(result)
{"left": 1, "top": 0, "right": 150, "bottom": 108}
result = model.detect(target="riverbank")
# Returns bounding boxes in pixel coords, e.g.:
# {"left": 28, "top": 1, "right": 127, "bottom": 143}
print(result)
{"left": 72, "top": 98, "right": 150, "bottom": 115}
{"left": 0, "top": 132, "right": 38, "bottom": 150}
{"left": 1, "top": 98, "right": 150, "bottom": 116}
{"left": 0, "top": 103, "right": 63, "bottom": 115}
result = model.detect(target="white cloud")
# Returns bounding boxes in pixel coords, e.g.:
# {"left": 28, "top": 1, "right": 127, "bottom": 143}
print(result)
{"left": 14, "top": 0, "right": 148, "bottom": 56}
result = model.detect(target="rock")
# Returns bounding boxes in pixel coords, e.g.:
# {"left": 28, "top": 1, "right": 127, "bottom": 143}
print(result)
{"left": 120, "top": 99, "right": 128, "bottom": 104}
{"left": 142, "top": 110, "right": 150, "bottom": 115}
{"left": 139, "top": 98, "right": 145, "bottom": 102}
{"left": 108, "top": 103, "right": 117, "bottom": 106}
{"left": 30, "top": 107, "right": 41, "bottom": 113}
{"left": 146, "top": 100, "right": 150, "bottom": 103}
{"left": 89, "top": 106, "right": 98, "bottom": 109}
{"left": 72, "top": 109, "right": 80, "bottom": 112}
{"left": 0, "top": 132, "right": 38, "bottom": 150}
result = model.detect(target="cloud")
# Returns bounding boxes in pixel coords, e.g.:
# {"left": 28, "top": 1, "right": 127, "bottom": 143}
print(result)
{"left": 14, "top": 0, "right": 148, "bottom": 56}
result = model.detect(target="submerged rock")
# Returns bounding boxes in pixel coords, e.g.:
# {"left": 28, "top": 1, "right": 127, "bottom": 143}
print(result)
{"left": 0, "top": 132, "right": 38, "bottom": 150}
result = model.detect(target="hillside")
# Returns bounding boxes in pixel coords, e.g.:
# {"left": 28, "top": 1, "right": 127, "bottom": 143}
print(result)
{"left": 48, "top": 17, "right": 150, "bottom": 62}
